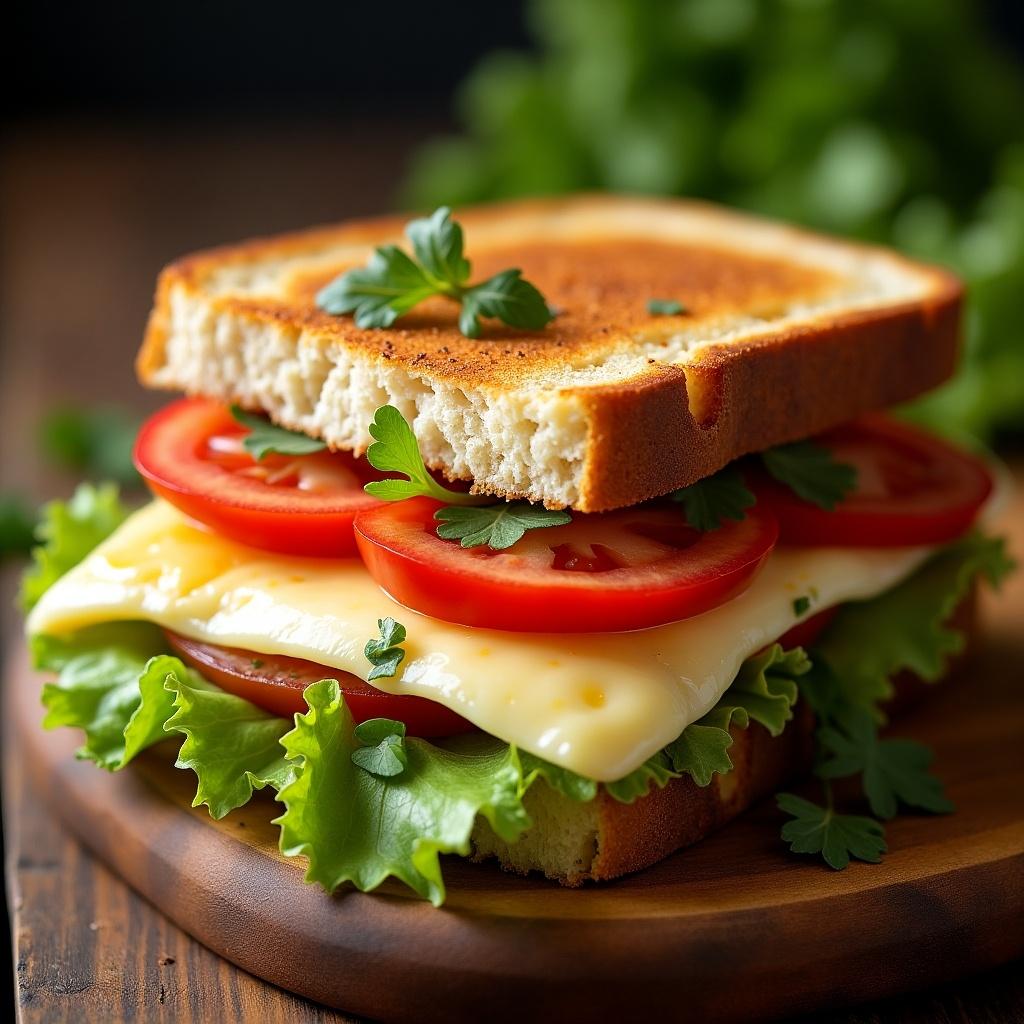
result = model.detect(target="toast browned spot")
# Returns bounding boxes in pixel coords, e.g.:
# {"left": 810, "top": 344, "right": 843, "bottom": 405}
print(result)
{"left": 136, "top": 194, "right": 961, "bottom": 512}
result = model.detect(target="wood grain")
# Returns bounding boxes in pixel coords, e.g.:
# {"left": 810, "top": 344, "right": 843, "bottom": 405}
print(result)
{"left": 8, "top": 487, "right": 1024, "bottom": 1023}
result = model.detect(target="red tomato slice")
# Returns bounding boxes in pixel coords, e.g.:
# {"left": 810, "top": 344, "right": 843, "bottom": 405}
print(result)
{"left": 752, "top": 416, "right": 993, "bottom": 547}
{"left": 134, "top": 398, "right": 386, "bottom": 556}
{"left": 163, "top": 630, "right": 475, "bottom": 737}
{"left": 353, "top": 497, "right": 778, "bottom": 633}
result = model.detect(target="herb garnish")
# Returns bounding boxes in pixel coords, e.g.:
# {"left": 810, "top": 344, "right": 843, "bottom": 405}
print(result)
{"left": 646, "top": 299, "right": 687, "bottom": 315}
{"left": 761, "top": 440, "right": 857, "bottom": 510}
{"left": 435, "top": 503, "right": 571, "bottom": 550}
{"left": 316, "top": 207, "right": 554, "bottom": 338}
{"left": 351, "top": 719, "right": 408, "bottom": 778}
{"left": 230, "top": 406, "right": 327, "bottom": 460}
{"left": 792, "top": 595, "right": 811, "bottom": 616}
{"left": 364, "top": 405, "right": 571, "bottom": 550}
{"left": 670, "top": 466, "right": 755, "bottom": 531}
{"left": 364, "top": 617, "right": 408, "bottom": 681}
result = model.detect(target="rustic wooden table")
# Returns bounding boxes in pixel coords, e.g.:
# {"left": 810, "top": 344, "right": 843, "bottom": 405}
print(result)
{"left": 2, "top": 121, "right": 1022, "bottom": 1023}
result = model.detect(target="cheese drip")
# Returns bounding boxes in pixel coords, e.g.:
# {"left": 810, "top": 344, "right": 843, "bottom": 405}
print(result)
{"left": 27, "top": 501, "right": 932, "bottom": 780}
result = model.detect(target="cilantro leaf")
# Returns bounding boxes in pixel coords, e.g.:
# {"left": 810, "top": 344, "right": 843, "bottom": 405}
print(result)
{"left": 363, "top": 405, "right": 484, "bottom": 505}
{"left": 316, "top": 207, "right": 553, "bottom": 338}
{"left": 777, "top": 792, "right": 887, "bottom": 869}
{"left": 434, "top": 502, "right": 571, "bottom": 550}
{"left": 760, "top": 440, "right": 857, "bottom": 510}
{"left": 352, "top": 718, "right": 409, "bottom": 778}
{"left": 670, "top": 465, "right": 755, "bottom": 531}
{"left": 817, "top": 707, "right": 953, "bottom": 819}
{"left": 21, "top": 482, "right": 128, "bottom": 611}
{"left": 458, "top": 269, "right": 552, "bottom": 338}
{"left": 229, "top": 406, "right": 327, "bottom": 460}
{"left": 274, "top": 679, "right": 529, "bottom": 905}
{"left": 646, "top": 298, "right": 686, "bottom": 315}
{"left": 364, "top": 617, "right": 408, "bottom": 681}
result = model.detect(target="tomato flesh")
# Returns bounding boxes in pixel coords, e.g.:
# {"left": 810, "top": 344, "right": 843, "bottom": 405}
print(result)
{"left": 353, "top": 497, "right": 778, "bottom": 633}
{"left": 134, "top": 398, "right": 386, "bottom": 557}
{"left": 752, "top": 416, "right": 993, "bottom": 547}
{"left": 163, "top": 630, "right": 476, "bottom": 736}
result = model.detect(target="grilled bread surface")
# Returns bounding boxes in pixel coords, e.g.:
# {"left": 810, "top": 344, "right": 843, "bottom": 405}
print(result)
{"left": 138, "top": 195, "right": 960, "bottom": 511}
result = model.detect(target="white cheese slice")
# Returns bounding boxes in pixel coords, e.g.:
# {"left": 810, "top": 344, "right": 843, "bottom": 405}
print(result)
{"left": 27, "top": 500, "right": 933, "bottom": 781}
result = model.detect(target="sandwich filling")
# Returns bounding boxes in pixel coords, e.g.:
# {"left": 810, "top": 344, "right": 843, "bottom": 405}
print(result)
{"left": 23, "top": 401, "right": 1011, "bottom": 904}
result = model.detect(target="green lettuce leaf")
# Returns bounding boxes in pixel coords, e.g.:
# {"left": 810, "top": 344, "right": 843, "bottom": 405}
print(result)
{"left": 34, "top": 622, "right": 170, "bottom": 769}
{"left": 34, "top": 624, "right": 295, "bottom": 819}
{"left": 664, "top": 644, "right": 808, "bottom": 787}
{"left": 21, "top": 483, "right": 128, "bottom": 610}
{"left": 274, "top": 680, "right": 529, "bottom": 905}
{"left": 814, "top": 533, "right": 1013, "bottom": 715}
{"left": 166, "top": 669, "right": 295, "bottom": 818}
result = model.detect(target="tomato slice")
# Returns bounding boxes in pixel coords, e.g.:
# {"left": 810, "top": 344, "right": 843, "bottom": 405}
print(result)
{"left": 751, "top": 416, "right": 993, "bottom": 548}
{"left": 163, "top": 630, "right": 476, "bottom": 736}
{"left": 134, "top": 398, "right": 386, "bottom": 556}
{"left": 353, "top": 497, "right": 778, "bottom": 633}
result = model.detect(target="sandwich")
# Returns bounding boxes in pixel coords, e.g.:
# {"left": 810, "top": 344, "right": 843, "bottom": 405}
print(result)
{"left": 23, "top": 195, "right": 1012, "bottom": 904}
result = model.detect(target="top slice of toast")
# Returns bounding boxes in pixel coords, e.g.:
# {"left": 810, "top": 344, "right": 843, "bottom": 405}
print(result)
{"left": 137, "top": 194, "right": 961, "bottom": 511}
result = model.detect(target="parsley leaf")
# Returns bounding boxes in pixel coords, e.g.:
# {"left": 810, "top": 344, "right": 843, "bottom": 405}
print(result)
{"left": 646, "top": 298, "right": 686, "bottom": 315}
{"left": 817, "top": 707, "right": 953, "bottom": 819}
{"left": 434, "top": 502, "right": 571, "bottom": 550}
{"left": 363, "top": 405, "right": 484, "bottom": 505}
{"left": 352, "top": 718, "right": 409, "bottom": 778}
{"left": 364, "top": 617, "right": 407, "bottom": 681}
{"left": 316, "top": 207, "right": 553, "bottom": 338}
{"left": 760, "top": 440, "right": 857, "bottom": 510}
{"left": 230, "top": 406, "right": 327, "bottom": 460}
{"left": 776, "top": 791, "right": 887, "bottom": 870}
{"left": 670, "top": 465, "right": 755, "bottom": 531}
{"left": 793, "top": 595, "right": 811, "bottom": 616}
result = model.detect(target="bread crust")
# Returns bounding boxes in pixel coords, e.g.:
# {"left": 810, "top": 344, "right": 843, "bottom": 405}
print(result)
{"left": 135, "top": 194, "right": 962, "bottom": 512}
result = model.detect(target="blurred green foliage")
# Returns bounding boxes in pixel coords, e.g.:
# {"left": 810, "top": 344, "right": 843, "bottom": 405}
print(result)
{"left": 40, "top": 406, "right": 141, "bottom": 487}
{"left": 405, "top": 0, "right": 1024, "bottom": 441}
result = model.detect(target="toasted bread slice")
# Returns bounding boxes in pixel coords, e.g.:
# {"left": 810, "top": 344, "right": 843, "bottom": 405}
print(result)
{"left": 138, "top": 195, "right": 961, "bottom": 512}
{"left": 471, "top": 594, "right": 976, "bottom": 885}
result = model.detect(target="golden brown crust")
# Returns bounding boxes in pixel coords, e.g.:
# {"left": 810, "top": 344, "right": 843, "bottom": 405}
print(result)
{"left": 136, "top": 194, "right": 963, "bottom": 511}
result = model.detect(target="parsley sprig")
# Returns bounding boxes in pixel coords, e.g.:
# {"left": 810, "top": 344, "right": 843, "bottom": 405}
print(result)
{"left": 761, "top": 440, "right": 857, "bottom": 510}
{"left": 230, "top": 406, "right": 327, "bottom": 460}
{"left": 364, "top": 405, "right": 571, "bottom": 550}
{"left": 364, "top": 617, "right": 408, "bottom": 681}
{"left": 316, "top": 207, "right": 554, "bottom": 338}
{"left": 351, "top": 718, "right": 408, "bottom": 778}
{"left": 670, "top": 466, "right": 755, "bottom": 531}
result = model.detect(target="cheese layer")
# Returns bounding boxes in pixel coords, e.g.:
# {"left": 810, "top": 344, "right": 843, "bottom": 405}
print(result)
{"left": 27, "top": 501, "right": 932, "bottom": 781}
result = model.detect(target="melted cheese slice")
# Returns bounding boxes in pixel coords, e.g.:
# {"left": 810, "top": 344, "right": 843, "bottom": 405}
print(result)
{"left": 27, "top": 501, "right": 933, "bottom": 781}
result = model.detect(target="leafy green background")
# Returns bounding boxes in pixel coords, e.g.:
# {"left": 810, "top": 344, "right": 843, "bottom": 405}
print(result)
{"left": 405, "top": 0, "right": 1024, "bottom": 442}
